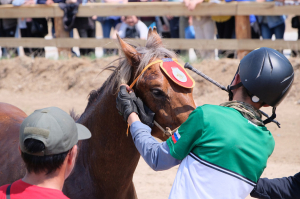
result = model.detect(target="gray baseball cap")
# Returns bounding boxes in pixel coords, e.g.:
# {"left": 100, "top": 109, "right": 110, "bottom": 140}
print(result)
{"left": 19, "top": 107, "right": 91, "bottom": 156}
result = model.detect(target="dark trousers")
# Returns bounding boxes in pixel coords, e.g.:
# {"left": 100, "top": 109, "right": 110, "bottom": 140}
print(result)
{"left": 100, "top": 18, "right": 121, "bottom": 55}
{"left": 216, "top": 17, "right": 235, "bottom": 39}
{"left": 77, "top": 28, "right": 95, "bottom": 56}
{"left": 20, "top": 22, "right": 45, "bottom": 57}
{"left": 1, "top": 24, "right": 18, "bottom": 57}
{"left": 291, "top": 19, "right": 300, "bottom": 57}
{"left": 216, "top": 17, "right": 235, "bottom": 58}
{"left": 168, "top": 17, "right": 180, "bottom": 38}
{"left": 168, "top": 17, "right": 180, "bottom": 54}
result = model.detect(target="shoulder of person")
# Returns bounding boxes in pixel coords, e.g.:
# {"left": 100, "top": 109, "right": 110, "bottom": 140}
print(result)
{"left": 193, "top": 104, "right": 229, "bottom": 118}
{"left": 0, "top": 184, "right": 10, "bottom": 199}
{"left": 136, "top": 20, "right": 147, "bottom": 28}
{"left": 119, "top": 22, "right": 128, "bottom": 29}
{"left": 195, "top": 104, "right": 219, "bottom": 112}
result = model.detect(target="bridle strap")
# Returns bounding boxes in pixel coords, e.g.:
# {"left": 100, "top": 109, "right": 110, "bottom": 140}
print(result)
{"left": 126, "top": 59, "right": 179, "bottom": 137}
{"left": 129, "top": 59, "right": 163, "bottom": 89}
{"left": 154, "top": 121, "right": 179, "bottom": 137}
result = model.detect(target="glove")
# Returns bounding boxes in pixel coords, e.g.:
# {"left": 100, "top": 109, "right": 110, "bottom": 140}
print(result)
{"left": 116, "top": 85, "right": 138, "bottom": 122}
{"left": 135, "top": 97, "right": 155, "bottom": 128}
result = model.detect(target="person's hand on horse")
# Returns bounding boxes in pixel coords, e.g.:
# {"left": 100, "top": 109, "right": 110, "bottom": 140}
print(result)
{"left": 116, "top": 85, "right": 139, "bottom": 123}
{"left": 135, "top": 98, "right": 155, "bottom": 128}
{"left": 116, "top": 85, "right": 155, "bottom": 127}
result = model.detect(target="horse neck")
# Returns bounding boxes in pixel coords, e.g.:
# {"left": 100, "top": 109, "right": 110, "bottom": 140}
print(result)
{"left": 76, "top": 89, "right": 140, "bottom": 192}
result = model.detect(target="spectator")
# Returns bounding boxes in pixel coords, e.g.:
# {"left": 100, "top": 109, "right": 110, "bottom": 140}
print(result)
{"left": 167, "top": 15, "right": 180, "bottom": 39}
{"left": 74, "top": 0, "right": 96, "bottom": 56}
{"left": 128, "top": 0, "right": 156, "bottom": 27}
{"left": 184, "top": 16, "right": 195, "bottom": 39}
{"left": 36, "top": 0, "right": 65, "bottom": 39}
{"left": 118, "top": 16, "right": 148, "bottom": 39}
{"left": 13, "top": 0, "right": 47, "bottom": 57}
{"left": 256, "top": 0, "right": 285, "bottom": 40}
{"left": 250, "top": 15, "right": 261, "bottom": 39}
{"left": 0, "top": 0, "right": 18, "bottom": 58}
{"left": 58, "top": 0, "right": 95, "bottom": 57}
{"left": 0, "top": 19, "right": 5, "bottom": 57}
{"left": 291, "top": 15, "right": 300, "bottom": 57}
{"left": 179, "top": 16, "right": 189, "bottom": 56}
{"left": 0, "top": 107, "right": 91, "bottom": 199}
{"left": 158, "top": 0, "right": 182, "bottom": 53}
{"left": 184, "top": 0, "right": 215, "bottom": 59}
{"left": 212, "top": 15, "right": 235, "bottom": 58}
{"left": 98, "top": 0, "right": 127, "bottom": 55}
{"left": 156, "top": 16, "right": 171, "bottom": 38}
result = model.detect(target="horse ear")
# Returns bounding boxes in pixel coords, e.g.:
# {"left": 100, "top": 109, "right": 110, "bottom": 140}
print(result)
{"left": 147, "top": 27, "right": 153, "bottom": 39}
{"left": 117, "top": 34, "right": 141, "bottom": 66}
{"left": 146, "top": 26, "right": 162, "bottom": 47}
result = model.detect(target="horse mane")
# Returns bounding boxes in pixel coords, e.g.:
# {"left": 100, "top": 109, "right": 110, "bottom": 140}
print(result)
{"left": 85, "top": 36, "right": 177, "bottom": 110}
{"left": 69, "top": 108, "right": 81, "bottom": 121}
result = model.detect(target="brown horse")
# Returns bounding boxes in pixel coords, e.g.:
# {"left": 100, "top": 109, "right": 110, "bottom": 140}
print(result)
{"left": 0, "top": 29, "right": 196, "bottom": 198}
{"left": 0, "top": 102, "right": 27, "bottom": 183}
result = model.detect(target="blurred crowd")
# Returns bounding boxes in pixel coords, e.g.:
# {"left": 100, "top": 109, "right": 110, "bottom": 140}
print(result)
{"left": 0, "top": 0, "right": 299, "bottom": 58}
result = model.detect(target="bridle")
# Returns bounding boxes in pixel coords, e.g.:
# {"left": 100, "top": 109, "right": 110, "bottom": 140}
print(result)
{"left": 126, "top": 59, "right": 180, "bottom": 137}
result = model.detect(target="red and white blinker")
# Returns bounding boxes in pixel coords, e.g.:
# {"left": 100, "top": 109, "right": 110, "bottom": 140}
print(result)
{"left": 129, "top": 58, "right": 195, "bottom": 89}
{"left": 159, "top": 58, "right": 195, "bottom": 88}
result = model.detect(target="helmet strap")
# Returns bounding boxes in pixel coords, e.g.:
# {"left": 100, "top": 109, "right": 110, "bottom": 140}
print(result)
{"left": 227, "top": 82, "right": 243, "bottom": 101}
{"left": 263, "top": 107, "right": 277, "bottom": 125}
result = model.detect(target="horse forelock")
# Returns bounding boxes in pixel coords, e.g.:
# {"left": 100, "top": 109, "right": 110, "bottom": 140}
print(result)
{"left": 86, "top": 36, "right": 176, "bottom": 110}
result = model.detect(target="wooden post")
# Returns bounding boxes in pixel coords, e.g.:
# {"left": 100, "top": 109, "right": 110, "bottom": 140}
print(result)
{"left": 54, "top": 17, "right": 71, "bottom": 58}
{"left": 235, "top": 16, "right": 251, "bottom": 59}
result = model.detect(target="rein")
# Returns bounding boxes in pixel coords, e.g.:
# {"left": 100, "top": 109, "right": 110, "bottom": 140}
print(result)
{"left": 126, "top": 59, "right": 180, "bottom": 137}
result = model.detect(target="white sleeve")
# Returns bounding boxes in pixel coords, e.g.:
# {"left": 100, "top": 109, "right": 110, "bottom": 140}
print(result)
{"left": 118, "top": 23, "right": 128, "bottom": 39}
{"left": 136, "top": 20, "right": 149, "bottom": 40}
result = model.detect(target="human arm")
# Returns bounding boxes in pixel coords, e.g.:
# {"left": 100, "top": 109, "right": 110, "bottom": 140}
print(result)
{"left": 250, "top": 172, "right": 300, "bottom": 199}
{"left": 118, "top": 23, "right": 128, "bottom": 39}
{"left": 116, "top": 85, "right": 181, "bottom": 171}
{"left": 129, "top": 120, "right": 181, "bottom": 171}
{"left": 184, "top": 0, "right": 204, "bottom": 11}
{"left": 128, "top": 98, "right": 203, "bottom": 163}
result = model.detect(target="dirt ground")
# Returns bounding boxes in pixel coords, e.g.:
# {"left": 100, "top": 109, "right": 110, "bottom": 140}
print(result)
{"left": 0, "top": 56, "right": 299, "bottom": 199}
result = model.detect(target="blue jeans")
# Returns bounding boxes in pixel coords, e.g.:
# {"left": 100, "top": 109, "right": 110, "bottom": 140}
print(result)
{"left": 100, "top": 18, "right": 121, "bottom": 38}
{"left": 260, "top": 23, "right": 285, "bottom": 39}
{"left": 168, "top": 17, "right": 180, "bottom": 38}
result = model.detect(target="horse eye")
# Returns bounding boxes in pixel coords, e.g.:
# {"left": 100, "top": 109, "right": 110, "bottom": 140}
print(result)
{"left": 151, "top": 89, "right": 165, "bottom": 98}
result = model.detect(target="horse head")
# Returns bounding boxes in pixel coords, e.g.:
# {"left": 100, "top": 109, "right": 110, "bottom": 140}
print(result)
{"left": 116, "top": 27, "right": 196, "bottom": 141}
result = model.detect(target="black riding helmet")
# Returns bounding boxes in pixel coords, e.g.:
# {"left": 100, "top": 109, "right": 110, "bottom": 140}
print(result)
{"left": 228, "top": 47, "right": 294, "bottom": 125}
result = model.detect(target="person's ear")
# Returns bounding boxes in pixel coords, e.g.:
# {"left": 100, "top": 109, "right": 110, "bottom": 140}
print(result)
{"left": 68, "top": 145, "right": 78, "bottom": 165}
{"left": 231, "top": 74, "right": 241, "bottom": 86}
{"left": 64, "top": 145, "right": 78, "bottom": 180}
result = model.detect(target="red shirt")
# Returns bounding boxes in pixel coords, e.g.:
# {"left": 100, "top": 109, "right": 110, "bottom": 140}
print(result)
{"left": 0, "top": 179, "right": 69, "bottom": 199}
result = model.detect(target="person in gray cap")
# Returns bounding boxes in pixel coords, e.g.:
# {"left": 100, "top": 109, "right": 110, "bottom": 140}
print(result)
{"left": 0, "top": 107, "right": 91, "bottom": 199}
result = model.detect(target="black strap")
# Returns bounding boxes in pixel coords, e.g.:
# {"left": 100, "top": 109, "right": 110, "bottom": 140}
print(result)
{"left": 6, "top": 184, "right": 11, "bottom": 199}
{"left": 263, "top": 107, "right": 280, "bottom": 127}
{"left": 227, "top": 82, "right": 243, "bottom": 101}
